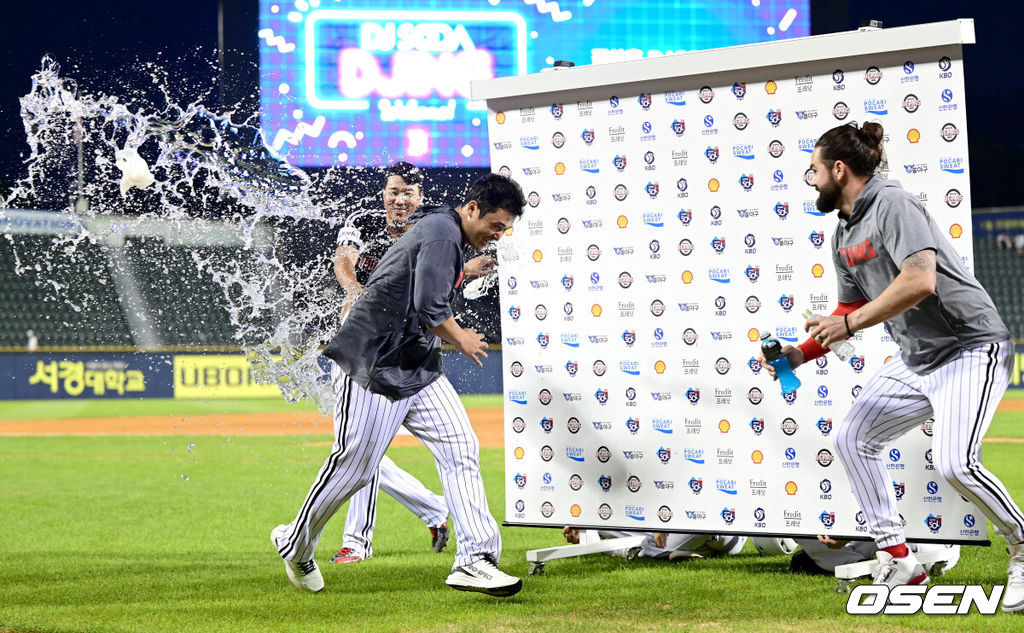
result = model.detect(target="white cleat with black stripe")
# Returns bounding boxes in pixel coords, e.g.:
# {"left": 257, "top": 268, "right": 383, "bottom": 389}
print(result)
{"left": 445, "top": 555, "right": 522, "bottom": 597}
{"left": 271, "top": 524, "right": 324, "bottom": 593}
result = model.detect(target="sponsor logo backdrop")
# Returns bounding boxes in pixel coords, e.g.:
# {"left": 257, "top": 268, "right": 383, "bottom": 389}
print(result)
{"left": 491, "top": 46, "right": 987, "bottom": 541}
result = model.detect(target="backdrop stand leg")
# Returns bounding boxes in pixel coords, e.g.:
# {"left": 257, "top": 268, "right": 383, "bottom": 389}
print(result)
{"left": 526, "top": 531, "right": 647, "bottom": 575}
{"left": 832, "top": 546, "right": 961, "bottom": 592}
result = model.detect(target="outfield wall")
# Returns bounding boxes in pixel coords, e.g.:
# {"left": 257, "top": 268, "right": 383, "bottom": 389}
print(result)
{"left": 0, "top": 351, "right": 504, "bottom": 400}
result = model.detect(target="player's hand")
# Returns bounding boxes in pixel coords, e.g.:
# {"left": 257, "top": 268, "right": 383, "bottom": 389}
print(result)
{"left": 563, "top": 526, "right": 580, "bottom": 544}
{"left": 817, "top": 534, "right": 850, "bottom": 549}
{"left": 463, "top": 256, "right": 497, "bottom": 282}
{"left": 456, "top": 327, "right": 488, "bottom": 367}
{"left": 805, "top": 314, "right": 848, "bottom": 348}
{"left": 760, "top": 345, "right": 804, "bottom": 380}
{"left": 652, "top": 533, "right": 667, "bottom": 549}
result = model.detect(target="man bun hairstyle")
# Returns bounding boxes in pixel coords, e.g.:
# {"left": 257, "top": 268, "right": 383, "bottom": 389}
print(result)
{"left": 815, "top": 122, "right": 886, "bottom": 177}
{"left": 386, "top": 161, "right": 424, "bottom": 188}
{"left": 463, "top": 173, "right": 526, "bottom": 219}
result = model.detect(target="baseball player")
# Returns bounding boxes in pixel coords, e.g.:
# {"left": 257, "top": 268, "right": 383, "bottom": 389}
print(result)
{"left": 330, "top": 162, "right": 499, "bottom": 564}
{"left": 271, "top": 173, "right": 525, "bottom": 596}
{"left": 766, "top": 122, "right": 1024, "bottom": 610}
{"left": 330, "top": 162, "right": 450, "bottom": 563}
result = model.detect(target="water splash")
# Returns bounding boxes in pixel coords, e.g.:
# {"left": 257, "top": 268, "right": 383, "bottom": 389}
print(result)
{"left": 3, "top": 57, "right": 370, "bottom": 411}
{"left": 4, "top": 57, "right": 491, "bottom": 411}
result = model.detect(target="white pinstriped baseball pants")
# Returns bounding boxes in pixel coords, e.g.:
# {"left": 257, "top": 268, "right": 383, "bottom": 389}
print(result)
{"left": 341, "top": 454, "right": 449, "bottom": 558}
{"left": 275, "top": 363, "right": 501, "bottom": 567}
{"left": 834, "top": 340, "right": 1024, "bottom": 548}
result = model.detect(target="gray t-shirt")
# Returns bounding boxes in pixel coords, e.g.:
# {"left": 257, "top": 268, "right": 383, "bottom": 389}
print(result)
{"left": 832, "top": 176, "right": 1009, "bottom": 375}
{"left": 323, "top": 206, "right": 465, "bottom": 399}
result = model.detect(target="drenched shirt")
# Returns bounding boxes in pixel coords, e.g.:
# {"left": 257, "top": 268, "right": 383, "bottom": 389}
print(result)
{"left": 324, "top": 206, "right": 466, "bottom": 399}
{"left": 336, "top": 209, "right": 394, "bottom": 287}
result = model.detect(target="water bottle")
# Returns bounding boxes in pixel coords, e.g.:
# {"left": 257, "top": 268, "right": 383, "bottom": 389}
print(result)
{"left": 760, "top": 331, "right": 801, "bottom": 395}
{"left": 802, "top": 310, "right": 855, "bottom": 361}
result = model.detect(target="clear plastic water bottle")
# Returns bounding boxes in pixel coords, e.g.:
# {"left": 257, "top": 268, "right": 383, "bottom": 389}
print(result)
{"left": 802, "top": 309, "right": 855, "bottom": 361}
{"left": 759, "top": 331, "right": 801, "bottom": 395}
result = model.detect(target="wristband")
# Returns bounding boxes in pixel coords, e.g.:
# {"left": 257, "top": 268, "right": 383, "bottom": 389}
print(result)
{"left": 844, "top": 314, "right": 854, "bottom": 337}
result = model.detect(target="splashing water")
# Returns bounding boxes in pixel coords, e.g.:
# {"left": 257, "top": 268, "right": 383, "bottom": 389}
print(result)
{"left": 3, "top": 57, "right": 423, "bottom": 412}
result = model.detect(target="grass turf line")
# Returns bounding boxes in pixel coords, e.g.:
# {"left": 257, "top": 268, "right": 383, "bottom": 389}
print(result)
{"left": 1, "top": 437, "right": 1024, "bottom": 633}
{"left": 0, "top": 394, "right": 503, "bottom": 420}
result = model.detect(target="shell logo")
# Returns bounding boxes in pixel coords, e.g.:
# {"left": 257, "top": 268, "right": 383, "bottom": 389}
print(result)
{"left": 907, "top": 128, "right": 921, "bottom": 143}
{"left": 785, "top": 481, "right": 798, "bottom": 495}
{"left": 514, "top": 447, "right": 525, "bottom": 459}
{"left": 617, "top": 215, "right": 629, "bottom": 228}
{"left": 505, "top": 226, "right": 514, "bottom": 236}
{"left": 591, "top": 304, "right": 602, "bottom": 317}
{"left": 681, "top": 270, "right": 694, "bottom": 284}
{"left": 811, "top": 263, "right": 825, "bottom": 278}
{"left": 765, "top": 80, "right": 778, "bottom": 95}
{"left": 884, "top": 354, "right": 894, "bottom": 364}
{"left": 949, "top": 224, "right": 963, "bottom": 239}
{"left": 570, "top": 504, "right": 582, "bottom": 518}
{"left": 752, "top": 450, "right": 764, "bottom": 464}
{"left": 532, "top": 250, "right": 543, "bottom": 262}
{"left": 654, "top": 360, "right": 666, "bottom": 374}
{"left": 708, "top": 178, "right": 721, "bottom": 192}
{"left": 718, "top": 419, "right": 731, "bottom": 433}
{"left": 554, "top": 161, "right": 566, "bottom": 175}
{"left": 495, "top": 111, "right": 506, "bottom": 124}
{"left": 747, "top": 328, "right": 760, "bottom": 342}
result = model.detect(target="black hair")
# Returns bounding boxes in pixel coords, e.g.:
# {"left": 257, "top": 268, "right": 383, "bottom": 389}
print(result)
{"left": 815, "top": 122, "right": 885, "bottom": 177}
{"left": 462, "top": 173, "right": 526, "bottom": 219}
{"left": 385, "top": 161, "right": 424, "bottom": 188}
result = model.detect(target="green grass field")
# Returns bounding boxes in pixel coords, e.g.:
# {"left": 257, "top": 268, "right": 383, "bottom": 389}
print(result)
{"left": 0, "top": 393, "right": 1023, "bottom": 633}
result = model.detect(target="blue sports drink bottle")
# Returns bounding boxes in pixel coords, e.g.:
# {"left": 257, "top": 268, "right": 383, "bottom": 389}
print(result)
{"left": 760, "top": 331, "right": 801, "bottom": 395}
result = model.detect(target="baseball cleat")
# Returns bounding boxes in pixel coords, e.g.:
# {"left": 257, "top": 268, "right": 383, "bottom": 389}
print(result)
{"left": 331, "top": 547, "right": 364, "bottom": 564}
{"left": 1002, "top": 543, "right": 1024, "bottom": 612}
{"left": 445, "top": 555, "right": 522, "bottom": 597}
{"left": 430, "top": 523, "right": 450, "bottom": 553}
{"left": 271, "top": 524, "right": 324, "bottom": 592}
{"left": 871, "top": 550, "right": 929, "bottom": 588}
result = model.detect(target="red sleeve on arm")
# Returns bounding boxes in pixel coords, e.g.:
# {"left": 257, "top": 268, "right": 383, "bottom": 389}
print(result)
{"left": 797, "top": 299, "right": 869, "bottom": 362}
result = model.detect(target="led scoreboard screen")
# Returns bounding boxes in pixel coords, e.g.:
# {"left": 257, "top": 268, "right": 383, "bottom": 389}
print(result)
{"left": 259, "top": 1, "right": 809, "bottom": 167}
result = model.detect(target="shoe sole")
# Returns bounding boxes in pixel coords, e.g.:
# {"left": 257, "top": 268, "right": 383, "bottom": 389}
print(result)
{"left": 446, "top": 578, "right": 523, "bottom": 598}
{"left": 1002, "top": 598, "right": 1024, "bottom": 613}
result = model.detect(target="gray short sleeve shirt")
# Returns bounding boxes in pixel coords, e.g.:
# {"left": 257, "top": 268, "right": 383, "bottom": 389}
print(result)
{"left": 832, "top": 176, "right": 1009, "bottom": 374}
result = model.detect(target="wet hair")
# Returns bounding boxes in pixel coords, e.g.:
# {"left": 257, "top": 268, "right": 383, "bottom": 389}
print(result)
{"left": 462, "top": 173, "right": 526, "bottom": 219}
{"left": 385, "top": 161, "right": 424, "bottom": 188}
{"left": 815, "top": 122, "right": 885, "bottom": 177}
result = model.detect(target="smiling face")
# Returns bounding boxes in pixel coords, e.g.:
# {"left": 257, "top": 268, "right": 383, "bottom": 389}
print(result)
{"left": 382, "top": 175, "right": 422, "bottom": 227}
{"left": 461, "top": 201, "right": 515, "bottom": 251}
{"left": 809, "top": 147, "right": 841, "bottom": 213}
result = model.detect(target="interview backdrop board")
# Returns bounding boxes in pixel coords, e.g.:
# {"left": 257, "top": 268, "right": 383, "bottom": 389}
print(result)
{"left": 474, "top": 20, "right": 987, "bottom": 542}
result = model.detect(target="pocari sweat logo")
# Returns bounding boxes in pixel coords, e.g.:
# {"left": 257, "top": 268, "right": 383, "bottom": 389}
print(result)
{"left": 939, "top": 157, "right": 964, "bottom": 174}
{"left": 684, "top": 448, "right": 704, "bottom": 464}
{"left": 732, "top": 144, "right": 754, "bottom": 160}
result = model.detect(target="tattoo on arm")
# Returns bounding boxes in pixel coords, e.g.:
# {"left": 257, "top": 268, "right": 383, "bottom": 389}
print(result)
{"left": 900, "top": 249, "right": 936, "bottom": 273}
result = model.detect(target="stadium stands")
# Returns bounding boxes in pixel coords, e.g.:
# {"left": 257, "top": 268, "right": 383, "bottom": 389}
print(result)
{"left": 0, "top": 234, "right": 134, "bottom": 347}
{"left": 974, "top": 236, "right": 1024, "bottom": 339}
{"left": 123, "top": 237, "right": 240, "bottom": 346}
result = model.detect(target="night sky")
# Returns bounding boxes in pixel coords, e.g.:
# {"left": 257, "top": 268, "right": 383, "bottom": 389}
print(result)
{"left": 2, "top": 1, "right": 1022, "bottom": 207}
